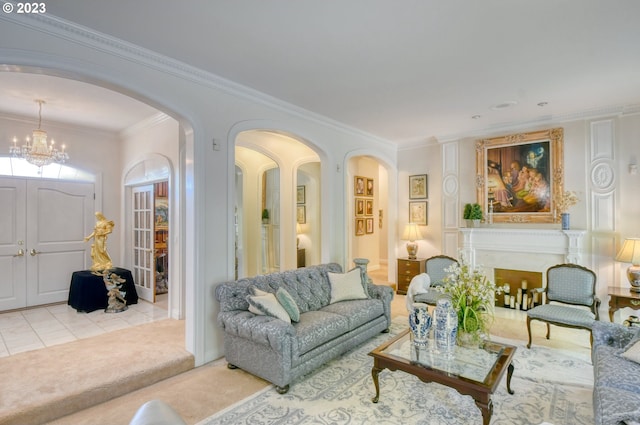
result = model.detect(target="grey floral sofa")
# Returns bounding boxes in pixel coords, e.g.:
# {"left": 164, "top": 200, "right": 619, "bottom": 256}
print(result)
{"left": 215, "top": 263, "right": 394, "bottom": 393}
{"left": 592, "top": 321, "right": 640, "bottom": 425}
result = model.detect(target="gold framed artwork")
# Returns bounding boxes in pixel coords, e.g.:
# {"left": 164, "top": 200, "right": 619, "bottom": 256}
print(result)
{"left": 365, "top": 199, "right": 373, "bottom": 216}
{"left": 476, "top": 128, "right": 564, "bottom": 224}
{"left": 366, "top": 218, "right": 374, "bottom": 234}
{"left": 155, "top": 197, "right": 168, "bottom": 229}
{"left": 355, "top": 198, "right": 365, "bottom": 217}
{"left": 409, "top": 174, "right": 428, "bottom": 199}
{"left": 296, "top": 205, "right": 306, "bottom": 224}
{"left": 354, "top": 176, "right": 365, "bottom": 196}
{"left": 355, "top": 218, "right": 365, "bottom": 236}
{"left": 296, "top": 185, "right": 305, "bottom": 204}
{"left": 409, "top": 201, "right": 427, "bottom": 225}
{"left": 366, "top": 178, "right": 374, "bottom": 197}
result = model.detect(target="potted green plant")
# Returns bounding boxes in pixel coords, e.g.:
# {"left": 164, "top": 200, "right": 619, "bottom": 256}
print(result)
{"left": 262, "top": 208, "right": 269, "bottom": 224}
{"left": 463, "top": 203, "right": 483, "bottom": 227}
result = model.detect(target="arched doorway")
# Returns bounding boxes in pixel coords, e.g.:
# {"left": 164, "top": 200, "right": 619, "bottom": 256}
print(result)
{"left": 234, "top": 130, "right": 321, "bottom": 276}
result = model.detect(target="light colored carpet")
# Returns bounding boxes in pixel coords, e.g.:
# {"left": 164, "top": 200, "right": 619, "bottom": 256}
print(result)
{"left": 0, "top": 319, "right": 194, "bottom": 425}
{"left": 198, "top": 320, "right": 594, "bottom": 425}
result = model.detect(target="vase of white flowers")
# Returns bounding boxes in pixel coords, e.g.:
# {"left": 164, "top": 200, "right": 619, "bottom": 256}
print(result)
{"left": 442, "top": 261, "right": 496, "bottom": 348}
{"left": 556, "top": 191, "right": 579, "bottom": 230}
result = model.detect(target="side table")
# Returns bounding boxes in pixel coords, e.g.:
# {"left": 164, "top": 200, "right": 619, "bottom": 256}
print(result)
{"left": 608, "top": 286, "right": 640, "bottom": 322}
{"left": 68, "top": 268, "right": 139, "bottom": 313}
{"left": 396, "top": 257, "right": 426, "bottom": 295}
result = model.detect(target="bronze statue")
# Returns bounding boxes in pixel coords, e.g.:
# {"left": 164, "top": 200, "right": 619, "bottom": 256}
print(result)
{"left": 84, "top": 212, "right": 115, "bottom": 272}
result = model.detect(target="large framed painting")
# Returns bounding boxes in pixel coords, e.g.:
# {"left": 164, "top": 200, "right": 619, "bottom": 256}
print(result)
{"left": 475, "top": 128, "right": 564, "bottom": 224}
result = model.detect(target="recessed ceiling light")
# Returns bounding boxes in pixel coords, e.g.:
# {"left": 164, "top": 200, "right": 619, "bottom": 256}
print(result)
{"left": 537, "top": 102, "right": 548, "bottom": 107}
{"left": 471, "top": 115, "right": 481, "bottom": 119}
{"left": 490, "top": 101, "right": 518, "bottom": 111}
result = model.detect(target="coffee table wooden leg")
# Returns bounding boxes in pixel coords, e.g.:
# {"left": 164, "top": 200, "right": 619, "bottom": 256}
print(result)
{"left": 371, "top": 366, "right": 382, "bottom": 403}
{"left": 506, "top": 362, "right": 515, "bottom": 395}
{"left": 475, "top": 398, "right": 493, "bottom": 425}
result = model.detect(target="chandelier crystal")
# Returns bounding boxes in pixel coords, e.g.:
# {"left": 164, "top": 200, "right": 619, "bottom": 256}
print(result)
{"left": 9, "top": 100, "right": 69, "bottom": 168}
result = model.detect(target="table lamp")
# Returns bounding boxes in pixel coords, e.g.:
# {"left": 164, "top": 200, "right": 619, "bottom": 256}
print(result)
{"left": 615, "top": 238, "right": 640, "bottom": 292}
{"left": 296, "top": 223, "right": 302, "bottom": 248}
{"left": 402, "top": 223, "right": 423, "bottom": 260}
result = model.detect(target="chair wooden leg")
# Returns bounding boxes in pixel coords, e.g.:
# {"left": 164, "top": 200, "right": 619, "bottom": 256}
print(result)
{"left": 526, "top": 316, "right": 533, "bottom": 349}
{"left": 545, "top": 323, "right": 550, "bottom": 340}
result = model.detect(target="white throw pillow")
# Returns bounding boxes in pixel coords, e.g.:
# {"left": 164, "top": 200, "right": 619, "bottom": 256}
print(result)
{"left": 621, "top": 338, "right": 640, "bottom": 364}
{"left": 328, "top": 268, "right": 368, "bottom": 304}
{"left": 246, "top": 292, "right": 291, "bottom": 323}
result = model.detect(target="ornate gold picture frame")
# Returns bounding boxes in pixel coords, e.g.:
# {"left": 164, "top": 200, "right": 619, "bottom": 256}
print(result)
{"left": 476, "top": 128, "right": 564, "bottom": 224}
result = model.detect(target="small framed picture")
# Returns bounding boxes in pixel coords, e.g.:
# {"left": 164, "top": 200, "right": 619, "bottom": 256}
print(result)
{"left": 409, "top": 201, "right": 428, "bottom": 225}
{"left": 409, "top": 174, "right": 428, "bottom": 199}
{"left": 354, "top": 176, "right": 365, "bottom": 196}
{"left": 297, "top": 205, "right": 306, "bottom": 224}
{"left": 366, "top": 218, "right": 374, "bottom": 234}
{"left": 366, "top": 178, "right": 374, "bottom": 197}
{"left": 355, "top": 218, "right": 365, "bottom": 236}
{"left": 296, "top": 185, "right": 305, "bottom": 204}
{"left": 365, "top": 199, "right": 373, "bottom": 216}
{"left": 355, "top": 198, "right": 365, "bottom": 217}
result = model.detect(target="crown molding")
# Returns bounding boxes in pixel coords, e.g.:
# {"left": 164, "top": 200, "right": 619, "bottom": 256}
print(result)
{"left": 0, "top": 11, "right": 395, "bottom": 149}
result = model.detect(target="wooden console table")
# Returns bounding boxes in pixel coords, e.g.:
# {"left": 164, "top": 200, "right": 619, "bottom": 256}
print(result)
{"left": 608, "top": 286, "right": 640, "bottom": 322}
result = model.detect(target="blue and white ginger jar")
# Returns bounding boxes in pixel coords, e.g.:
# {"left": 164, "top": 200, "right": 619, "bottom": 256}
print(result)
{"left": 409, "top": 303, "right": 432, "bottom": 347}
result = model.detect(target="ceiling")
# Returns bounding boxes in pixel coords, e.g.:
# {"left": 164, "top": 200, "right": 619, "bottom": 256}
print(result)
{"left": 4, "top": 1, "right": 640, "bottom": 144}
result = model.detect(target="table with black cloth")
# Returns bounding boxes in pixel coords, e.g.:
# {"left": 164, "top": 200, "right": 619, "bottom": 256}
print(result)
{"left": 68, "top": 267, "right": 138, "bottom": 312}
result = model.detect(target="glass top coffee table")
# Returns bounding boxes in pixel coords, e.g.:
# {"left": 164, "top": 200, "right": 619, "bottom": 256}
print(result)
{"left": 369, "top": 329, "right": 516, "bottom": 425}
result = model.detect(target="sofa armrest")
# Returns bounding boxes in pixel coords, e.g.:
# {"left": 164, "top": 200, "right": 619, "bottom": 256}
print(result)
{"left": 366, "top": 282, "right": 394, "bottom": 302}
{"left": 218, "top": 310, "right": 295, "bottom": 352}
{"left": 592, "top": 321, "right": 639, "bottom": 349}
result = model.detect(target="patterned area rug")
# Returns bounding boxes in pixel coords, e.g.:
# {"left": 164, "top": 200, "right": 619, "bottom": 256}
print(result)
{"left": 198, "top": 321, "right": 593, "bottom": 425}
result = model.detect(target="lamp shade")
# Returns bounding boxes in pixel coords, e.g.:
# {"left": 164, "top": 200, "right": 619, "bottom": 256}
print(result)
{"left": 296, "top": 223, "right": 302, "bottom": 234}
{"left": 402, "top": 223, "right": 423, "bottom": 242}
{"left": 616, "top": 238, "right": 640, "bottom": 265}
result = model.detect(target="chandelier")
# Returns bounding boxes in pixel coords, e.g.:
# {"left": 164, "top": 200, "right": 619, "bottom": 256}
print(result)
{"left": 10, "top": 99, "right": 69, "bottom": 168}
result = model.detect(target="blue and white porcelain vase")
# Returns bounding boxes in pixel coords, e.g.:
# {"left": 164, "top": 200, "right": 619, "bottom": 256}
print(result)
{"left": 409, "top": 303, "right": 432, "bottom": 347}
{"left": 434, "top": 297, "right": 458, "bottom": 356}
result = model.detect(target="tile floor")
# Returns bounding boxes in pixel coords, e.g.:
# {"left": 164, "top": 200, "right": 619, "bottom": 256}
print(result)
{"left": 0, "top": 295, "right": 168, "bottom": 358}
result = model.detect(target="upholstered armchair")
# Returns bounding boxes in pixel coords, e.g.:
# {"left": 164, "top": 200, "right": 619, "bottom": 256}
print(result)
{"left": 526, "top": 263, "right": 600, "bottom": 349}
{"left": 413, "top": 255, "right": 458, "bottom": 306}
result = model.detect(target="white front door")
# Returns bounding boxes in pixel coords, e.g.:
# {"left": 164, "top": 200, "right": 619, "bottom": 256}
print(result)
{"left": 0, "top": 177, "right": 94, "bottom": 310}
{"left": 25, "top": 180, "right": 94, "bottom": 306}
{"left": 132, "top": 184, "right": 155, "bottom": 302}
{"left": 0, "top": 178, "right": 27, "bottom": 310}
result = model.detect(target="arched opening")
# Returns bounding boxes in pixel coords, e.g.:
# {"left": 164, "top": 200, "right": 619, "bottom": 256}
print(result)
{"left": 0, "top": 69, "right": 194, "bottom": 353}
{"left": 348, "top": 154, "right": 394, "bottom": 280}
{"left": 234, "top": 130, "right": 321, "bottom": 276}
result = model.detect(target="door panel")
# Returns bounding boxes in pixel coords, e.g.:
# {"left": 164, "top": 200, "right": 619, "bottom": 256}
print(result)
{"left": 0, "top": 178, "right": 26, "bottom": 310}
{"left": 26, "top": 180, "right": 94, "bottom": 306}
{"left": 132, "top": 185, "right": 154, "bottom": 302}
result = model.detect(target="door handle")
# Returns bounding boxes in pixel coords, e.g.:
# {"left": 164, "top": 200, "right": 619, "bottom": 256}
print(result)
{"left": 30, "top": 249, "right": 40, "bottom": 256}
{"left": 13, "top": 249, "right": 24, "bottom": 257}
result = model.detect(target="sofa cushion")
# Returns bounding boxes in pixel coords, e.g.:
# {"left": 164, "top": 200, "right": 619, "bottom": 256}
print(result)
{"left": 293, "top": 310, "right": 349, "bottom": 356}
{"left": 246, "top": 292, "right": 291, "bottom": 323}
{"left": 276, "top": 287, "right": 300, "bottom": 322}
{"left": 328, "top": 268, "right": 368, "bottom": 303}
{"left": 320, "top": 298, "right": 384, "bottom": 330}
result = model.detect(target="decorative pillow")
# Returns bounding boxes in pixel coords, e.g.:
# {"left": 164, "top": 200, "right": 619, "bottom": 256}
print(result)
{"left": 247, "top": 286, "right": 270, "bottom": 315}
{"left": 328, "top": 268, "right": 369, "bottom": 304}
{"left": 620, "top": 334, "right": 640, "bottom": 364}
{"left": 246, "top": 292, "right": 291, "bottom": 323}
{"left": 276, "top": 287, "right": 300, "bottom": 322}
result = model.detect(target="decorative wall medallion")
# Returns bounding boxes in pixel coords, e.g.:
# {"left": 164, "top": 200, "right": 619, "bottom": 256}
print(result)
{"left": 591, "top": 162, "right": 614, "bottom": 190}
{"left": 443, "top": 175, "right": 458, "bottom": 197}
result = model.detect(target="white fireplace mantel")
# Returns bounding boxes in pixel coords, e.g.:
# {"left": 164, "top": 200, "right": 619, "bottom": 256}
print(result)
{"left": 459, "top": 228, "right": 586, "bottom": 272}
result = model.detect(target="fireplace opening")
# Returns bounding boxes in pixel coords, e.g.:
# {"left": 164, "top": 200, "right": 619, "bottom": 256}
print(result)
{"left": 494, "top": 268, "right": 543, "bottom": 310}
